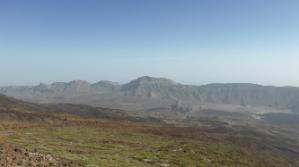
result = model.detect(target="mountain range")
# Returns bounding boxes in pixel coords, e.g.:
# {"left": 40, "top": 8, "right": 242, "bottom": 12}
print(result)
{"left": 1, "top": 78, "right": 299, "bottom": 166}
{"left": 1, "top": 76, "right": 299, "bottom": 118}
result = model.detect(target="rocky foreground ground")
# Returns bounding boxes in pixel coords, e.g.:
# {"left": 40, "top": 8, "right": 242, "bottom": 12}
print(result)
{"left": 0, "top": 143, "right": 83, "bottom": 167}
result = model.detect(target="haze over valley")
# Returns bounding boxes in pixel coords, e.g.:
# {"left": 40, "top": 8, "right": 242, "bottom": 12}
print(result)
{"left": 1, "top": 76, "right": 298, "bottom": 117}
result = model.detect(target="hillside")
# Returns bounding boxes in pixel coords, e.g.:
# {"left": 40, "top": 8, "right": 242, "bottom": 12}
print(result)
{"left": 1, "top": 94, "right": 299, "bottom": 166}
{"left": 0, "top": 94, "right": 62, "bottom": 123}
{"left": 0, "top": 94, "right": 134, "bottom": 125}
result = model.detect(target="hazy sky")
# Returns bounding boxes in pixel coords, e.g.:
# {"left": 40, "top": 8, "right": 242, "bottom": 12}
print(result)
{"left": 0, "top": 0, "right": 299, "bottom": 86}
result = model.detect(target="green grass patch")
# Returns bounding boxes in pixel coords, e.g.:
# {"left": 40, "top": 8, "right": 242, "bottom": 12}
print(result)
{"left": 6, "top": 126, "right": 298, "bottom": 167}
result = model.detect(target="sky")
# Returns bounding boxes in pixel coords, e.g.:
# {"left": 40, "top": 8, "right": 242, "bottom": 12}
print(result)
{"left": 0, "top": 0, "right": 299, "bottom": 86}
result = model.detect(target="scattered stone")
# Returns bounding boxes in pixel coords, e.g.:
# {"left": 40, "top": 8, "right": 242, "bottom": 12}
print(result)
{"left": 0, "top": 143, "right": 84, "bottom": 167}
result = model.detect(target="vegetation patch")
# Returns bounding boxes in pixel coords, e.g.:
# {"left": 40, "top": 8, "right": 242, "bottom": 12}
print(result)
{"left": 5, "top": 123, "right": 299, "bottom": 167}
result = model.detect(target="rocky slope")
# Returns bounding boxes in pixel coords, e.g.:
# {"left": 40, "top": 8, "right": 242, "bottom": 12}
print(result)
{"left": 0, "top": 143, "right": 83, "bottom": 167}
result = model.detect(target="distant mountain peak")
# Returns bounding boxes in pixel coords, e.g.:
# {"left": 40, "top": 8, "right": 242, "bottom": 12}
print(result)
{"left": 51, "top": 82, "right": 67, "bottom": 86}
{"left": 122, "top": 76, "right": 175, "bottom": 90}
{"left": 92, "top": 80, "right": 120, "bottom": 92}
{"left": 68, "top": 80, "right": 90, "bottom": 85}
{"left": 121, "top": 76, "right": 177, "bottom": 98}
{"left": 136, "top": 76, "right": 156, "bottom": 81}
{"left": 131, "top": 76, "right": 175, "bottom": 85}
{"left": 93, "top": 80, "right": 119, "bottom": 86}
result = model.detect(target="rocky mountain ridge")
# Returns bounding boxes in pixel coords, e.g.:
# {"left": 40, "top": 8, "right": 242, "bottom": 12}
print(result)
{"left": 1, "top": 76, "right": 299, "bottom": 113}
